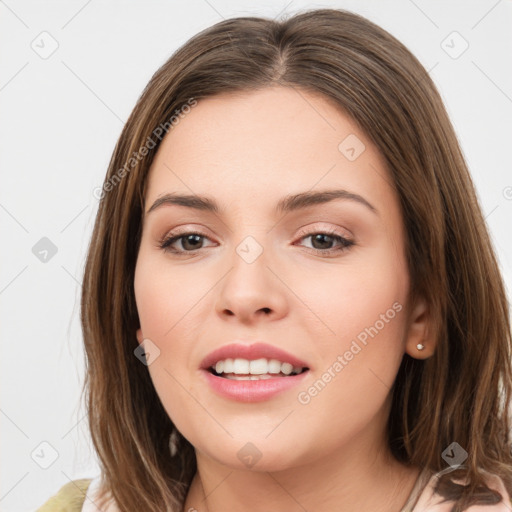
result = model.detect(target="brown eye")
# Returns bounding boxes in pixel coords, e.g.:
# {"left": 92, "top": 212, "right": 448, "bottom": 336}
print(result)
{"left": 296, "top": 229, "right": 354, "bottom": 256}
{"left": 159, "top": 232, "right": 215, "bottom": 254}
{"left": 309, "top": 233, "right": 337, "bottom": 250}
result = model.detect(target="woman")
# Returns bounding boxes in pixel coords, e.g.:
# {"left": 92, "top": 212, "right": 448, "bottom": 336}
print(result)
{"left": 38, "top": 7, "right": 512, "bottom": 512}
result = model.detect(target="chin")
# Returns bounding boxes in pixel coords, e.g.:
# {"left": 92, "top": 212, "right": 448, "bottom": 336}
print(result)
{"left": 193, "top": 434, "right": 316, "bottom": 473}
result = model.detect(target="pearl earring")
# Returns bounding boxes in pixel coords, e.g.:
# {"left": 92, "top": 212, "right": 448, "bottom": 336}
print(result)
{"left": 416, "top": 343, "right": 425, "bottom": 351}
{"left": 169, "top": 427, "right": 179, "bottom": 457}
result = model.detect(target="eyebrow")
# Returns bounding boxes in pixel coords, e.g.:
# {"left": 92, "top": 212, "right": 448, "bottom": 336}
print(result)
{"left": 145, "top": 189, "right": 378, "bottom": 217}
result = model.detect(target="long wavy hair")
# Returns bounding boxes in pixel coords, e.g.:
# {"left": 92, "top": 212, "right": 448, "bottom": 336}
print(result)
{"left": 80, "top": 8, "right": 512, "bottom": 512}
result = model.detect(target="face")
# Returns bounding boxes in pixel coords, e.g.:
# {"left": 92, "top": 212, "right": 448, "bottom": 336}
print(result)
{"left": 134, "top": 86, "right": 427, "bottom": 471}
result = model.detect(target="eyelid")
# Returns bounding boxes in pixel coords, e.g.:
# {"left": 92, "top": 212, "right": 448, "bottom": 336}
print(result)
{"left": 294, "top": 222, "right": 353, "bottom": 240}
{"left": 158, "top": 224, "right": 214, "bottom": 241}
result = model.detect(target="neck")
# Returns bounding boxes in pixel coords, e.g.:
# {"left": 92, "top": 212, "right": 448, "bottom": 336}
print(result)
{"left": 183, "top": 430, "right": 420, "bottom": 512}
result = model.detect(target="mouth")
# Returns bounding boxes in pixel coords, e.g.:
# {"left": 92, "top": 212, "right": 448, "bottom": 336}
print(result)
{"left": 199, "top": 341, "right": 311, "bottom": 402}
{"left": 208, "top": 357, "right": 309, "bottom": 380}
{"left": 200, "top": 341, "right": 311, "bottom": 376}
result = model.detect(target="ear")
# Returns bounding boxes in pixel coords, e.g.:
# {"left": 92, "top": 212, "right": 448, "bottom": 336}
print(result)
{"left": 136, "top": 327, "right": 144, "bottom": 344}
{"left": 404, "top": 296, "right": 436, "bottom": 359}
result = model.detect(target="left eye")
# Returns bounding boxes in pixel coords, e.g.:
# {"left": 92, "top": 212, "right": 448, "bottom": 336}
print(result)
{"left": 298, "top": 232, "right": 354, "bottom": 253}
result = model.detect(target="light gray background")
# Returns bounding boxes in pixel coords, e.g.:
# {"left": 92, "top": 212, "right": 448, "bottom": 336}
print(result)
{"left": 1, "top": 1, "right": 511, "bottom": 510}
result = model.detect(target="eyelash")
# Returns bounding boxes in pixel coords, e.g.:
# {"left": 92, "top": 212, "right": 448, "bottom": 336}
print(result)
{"left": 157, "top": 227, "right": 354, "bottom": 257}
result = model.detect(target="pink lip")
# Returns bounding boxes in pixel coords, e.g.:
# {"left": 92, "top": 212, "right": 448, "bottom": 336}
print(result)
{"left": 200, "top": 341, "right": 310, "bottom": 370}
{"left": 199, "top": 341, "right": 311, "bottom": 403}
{"left": 201, "top": 370, "right": 309, "bottom": 402}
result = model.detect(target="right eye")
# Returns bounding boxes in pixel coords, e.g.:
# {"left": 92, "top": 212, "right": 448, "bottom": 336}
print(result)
{"left": 158, "top": 231, "right": 216, "bottom": 255}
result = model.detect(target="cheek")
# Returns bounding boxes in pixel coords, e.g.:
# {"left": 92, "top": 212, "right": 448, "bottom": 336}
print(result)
{"left": 134, "top": 253, "right": 216, "bottom": 429}
{"left": 134, "top": 249, "right": 209, "bottom": 341}
{"left": 297, "top": 240, "right": 408, "bottom": 357}
{"left": 291, "top": 242, "right": 408, "bottom": 427}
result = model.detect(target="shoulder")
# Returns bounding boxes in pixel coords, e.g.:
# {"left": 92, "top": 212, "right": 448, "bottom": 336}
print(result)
{"left": 36, "top": 478, "right": 93, "bottom": 511}
{"left": 412, "top": 469, "right": 512, "bottom": 511}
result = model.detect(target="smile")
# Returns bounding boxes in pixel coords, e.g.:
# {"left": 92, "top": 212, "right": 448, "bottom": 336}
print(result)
{"left": 209, "top": 357, "right": 306, "bottom": 379}
{"left": 199, "top": 342, "right": 311, "bottom": 402}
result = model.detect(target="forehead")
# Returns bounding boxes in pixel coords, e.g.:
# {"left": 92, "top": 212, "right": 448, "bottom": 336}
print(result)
{"left": 144, "top": 86, "right": 395, "bottom": 219}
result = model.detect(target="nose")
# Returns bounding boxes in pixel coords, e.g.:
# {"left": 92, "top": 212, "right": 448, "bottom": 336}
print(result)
{"left": 215, "top": 239, "right": 289, "bottom": 324}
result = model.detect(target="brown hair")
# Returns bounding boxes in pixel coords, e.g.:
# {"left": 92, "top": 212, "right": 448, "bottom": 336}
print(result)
{"left": 80, "top": 8, "right": 512, "bottom": 511}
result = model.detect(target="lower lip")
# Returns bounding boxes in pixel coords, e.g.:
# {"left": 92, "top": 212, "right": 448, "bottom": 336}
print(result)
{"left": 201, "top": 369, "right": 309, "bottom": 402}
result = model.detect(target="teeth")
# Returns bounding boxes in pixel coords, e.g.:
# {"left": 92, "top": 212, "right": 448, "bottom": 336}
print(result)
{"left": 233, "top": 358, "right": 250, "bottom": 374}
{"left": 249, "top": 358, "right": 268, "bottom": 374}
{"left": 281, "top": 362, "right": 293, "bottom": 375}
{"left": 268, "top": 359, "right": 282, "bottom": 374}
{"left": 210, "top": 358, "right": 305, "bottom": 376}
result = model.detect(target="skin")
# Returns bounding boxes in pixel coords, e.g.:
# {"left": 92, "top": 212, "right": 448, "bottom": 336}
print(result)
{"left": 134, "top": 86, "right": 435, "bottom": 511}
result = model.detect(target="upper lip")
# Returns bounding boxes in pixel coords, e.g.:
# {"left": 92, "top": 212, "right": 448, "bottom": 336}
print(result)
{"left": 200, "top": 341, "right": 311, "bottom": 370}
